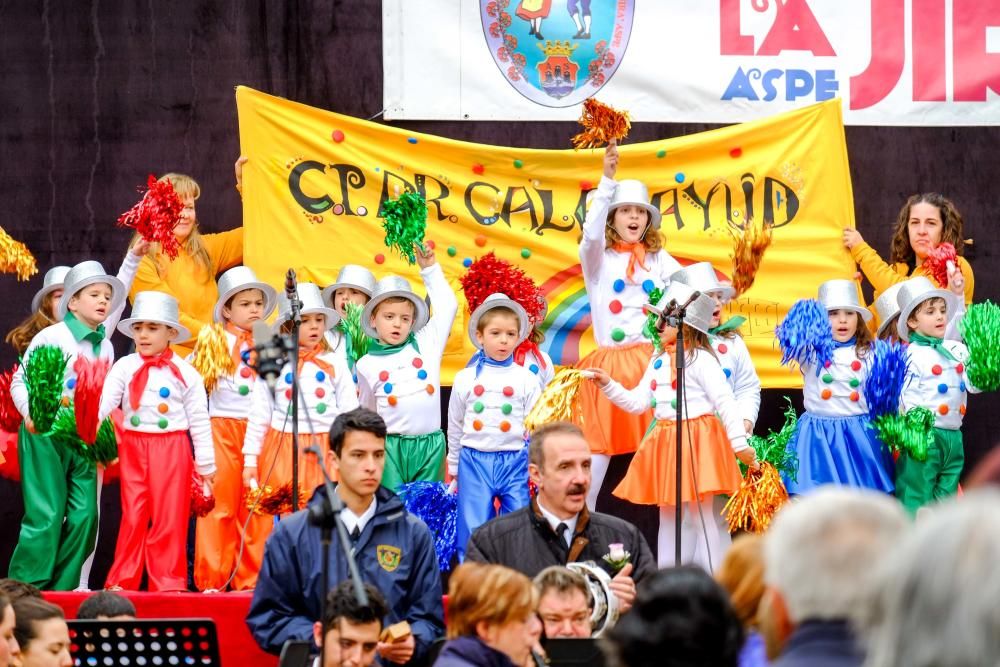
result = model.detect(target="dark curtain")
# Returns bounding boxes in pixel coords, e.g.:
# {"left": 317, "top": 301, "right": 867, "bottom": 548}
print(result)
{"left": 1, "top": 0, "right": 997, "bottom": 579}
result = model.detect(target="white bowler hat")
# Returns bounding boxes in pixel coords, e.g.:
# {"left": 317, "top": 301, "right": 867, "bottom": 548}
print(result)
{"left": 32, "top": 265, "right": 71, "bottom": 314}
{"left": 654, "top": 280, "right": 716, "bottom": 335}
{"left": 873, "top": 282, "right": 906, "bottom": 338}
{"left": 214, "top": 266, "right": 278, "bottom": 324}
{"left": 275, "top": 282, "right": 340, "bottom": 330}
{"left": 118, "top": 291, "right": 190, "bottom": 343}
{"left": 322, "top": 264, "right": 377, "bottom": 308}
{"left": 58, "top": 261, "right": 127, "bottom": 320}
{"left": 468, "top": 293, "right": 531, "bottom": 349}
{"left": 895, "top": 277, "right": 958, "bottom": 342}
{"left": 818, "top": 279, "right": 872, "bottom": 322}
{"left": 607, "top": 179, "right": 662, "bottom": 229}
{"left": 669, "top": 262, "right": 735, "bottom": 300}
{"left": 361, "top": 275, "right": 430, "bottom": 339}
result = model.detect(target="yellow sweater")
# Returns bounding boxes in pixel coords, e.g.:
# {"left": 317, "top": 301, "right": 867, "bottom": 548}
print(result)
{"left": 130, "top": 228, "right": 244, "bottom": 356}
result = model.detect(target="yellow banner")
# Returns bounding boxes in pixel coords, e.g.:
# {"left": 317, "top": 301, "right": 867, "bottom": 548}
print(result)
{"left": 237, "top": 87, "right": 856, "bottom": 387}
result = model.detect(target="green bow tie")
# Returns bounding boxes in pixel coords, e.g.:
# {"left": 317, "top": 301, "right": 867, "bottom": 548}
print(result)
{"left": 710, "top": 316, "right": 746, "bottom": 336}
{"left": 366, "top": 333, "right": 420, "bottom": 356}
{"left": 64, "top": 312, "right": 106, "bottom": 356}
{"left": 908, "top": 332, "right": 958, "bottom": 362}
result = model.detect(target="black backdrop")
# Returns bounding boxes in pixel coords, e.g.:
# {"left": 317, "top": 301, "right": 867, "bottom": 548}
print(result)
{"left": 2, "top": 1, "right": 998, "bottom": 582}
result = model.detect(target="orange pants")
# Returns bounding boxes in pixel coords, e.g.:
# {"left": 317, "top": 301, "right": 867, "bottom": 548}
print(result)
{"left": 107, "top": 431, "right": 192, "bottom": 592}
{"left": 194, "top": 418, "right": 271, "bottom": 591}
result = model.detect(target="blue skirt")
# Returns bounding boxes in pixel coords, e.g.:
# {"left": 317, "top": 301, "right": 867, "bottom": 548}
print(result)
{"left": 786, "top": 412, "right": 895, "bottom": 495}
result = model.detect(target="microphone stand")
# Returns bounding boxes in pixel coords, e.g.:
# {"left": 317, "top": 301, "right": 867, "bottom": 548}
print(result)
{"left": 672, "top": 305, "right": 686, "bottom": 567}
{"left": 287, "top": 270, "right": 303, "bottom": 512}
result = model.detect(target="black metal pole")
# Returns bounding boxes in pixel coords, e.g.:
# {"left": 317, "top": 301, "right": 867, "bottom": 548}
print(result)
{"left": 674, "top": 310, "right": 686, "bottom": 567}
{"left": 289, "top": 277, "right": 302, "bottom": 512}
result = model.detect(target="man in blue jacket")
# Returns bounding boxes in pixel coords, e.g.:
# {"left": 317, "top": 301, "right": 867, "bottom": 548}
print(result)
{"left": 246, "top": 408, "right": 444, "bottom": 664}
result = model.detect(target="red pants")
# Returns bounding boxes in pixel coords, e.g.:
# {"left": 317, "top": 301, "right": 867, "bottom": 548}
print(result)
{"left": 193, "top": 418, "right": 270, "bottom": 591}
{"left": 107, "top": 431, "right": 193, "bottom": 592}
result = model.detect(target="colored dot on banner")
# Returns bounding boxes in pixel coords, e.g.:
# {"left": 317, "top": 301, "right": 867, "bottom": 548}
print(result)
{"left": 656, "top": 149, "right": 666, "bottom": 158}
{"left": 475, "top": 235, "right": 487, "bottom": 247}
{"left": 729, "top": 147, "right": 742, "bottom": 158}
{"left": 513, "top": 159, "right": 523, "bottom": 169}
{"left": 674, "top": 173, "right": 685, "bottom": 183}
{"left": 407, "top": 137, "right": 418, "bottom": 144}
{"left": 333, "top": 203, "right": 344, "bottom": 215}
{"left": 447, "top": 246, "right": 457, "bottom": 257}
{"left": 357, "top": 206, "right": 368, "bottom": 216}
{"left": 375, "top": 254, "right": 386, "bottom": 265}
{"left": 579, "top": 180, "right": 592, "bottom": 190}
{"left": 521, "top": 248, "right": 531, "bottom": 259}
{"left": 332, "top": 130, "right": 345, "bottom": 143}
{"left": 425, "top": 240, "right": 436, "bottom": 250}
{"left": 463, "top": 258, "right": 472, "bottom": 268}
{"left": 472, "top": 164, "right": 485, "bottom": 175}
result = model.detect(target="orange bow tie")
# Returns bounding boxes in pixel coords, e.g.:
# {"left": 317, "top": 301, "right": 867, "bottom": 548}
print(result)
{"left": 611, "top": 242, "right": 648, "bottom": 283}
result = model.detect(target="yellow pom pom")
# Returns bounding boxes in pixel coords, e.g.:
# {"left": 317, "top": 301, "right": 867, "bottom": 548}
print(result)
{"left": 525, "top": 367, "right": 587, "bottom": 431}
{"left": 722, "top": 462, "right": 789, "bottom": 534}
{"left": 572, "top": 99, "right": 631, "bottom": 150}
{"left": 0, "top": 227, "right": 38, "bottom": 281}
{"left": 191, "top": 323, "right": 236, "bottom": 394}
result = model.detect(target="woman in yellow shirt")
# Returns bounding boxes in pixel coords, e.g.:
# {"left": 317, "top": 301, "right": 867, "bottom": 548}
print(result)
{"left": 843, "top": 193, "right": 974, "bottom": 312}
{"left": 129, "top": 172, "right": 243, "bottom": 356}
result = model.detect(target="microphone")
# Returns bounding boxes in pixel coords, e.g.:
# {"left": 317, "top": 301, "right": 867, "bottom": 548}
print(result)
{"left": 285, "top": 268, "right": 298, "bottom": 302}
{"left": 251, "top": 320, "right": 285, "bottom": 391}
{"left": 671, "top": 289, "right": 702, "bottom": 315}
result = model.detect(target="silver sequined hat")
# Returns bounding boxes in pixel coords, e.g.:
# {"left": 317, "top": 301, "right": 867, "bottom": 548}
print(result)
{"left": 322, "top": 264, "right": 377, "bottom": 310}
{"left": 361, "top": 275, "right": 430, "bottom": 339}
{"left": 818, "top": 279, "right": 872, "bottom": 322}
{"left": 275, "top": 282, "right": 340, "bottom": 330}
{"left": 32, "top": 265, "right": 71, "bottom": 315}
{"left": 58, "top": 261, "right": 127, "bottom": 321}
{"left": 607, "top": 179, "right": 662, "bottom": 229}
{"left": 653, "top": 280, "right": 716, "bottom": 335}
{"left": 468, "top": 293, "right": 531, "bottom": 349}
{"left": 214, "top": 266, "right": 278, "bottom": 324}
{"left": 873, "top": 282, "right": 905, "bottom": 338}
{"left": 117, "top": 290, "right": 190, "bottom": 343}
{"left": 669, "top": 262, "right": 736, "bottom": 300}
{"left": 895, "top": 276, "right": 958, "bottom": 342}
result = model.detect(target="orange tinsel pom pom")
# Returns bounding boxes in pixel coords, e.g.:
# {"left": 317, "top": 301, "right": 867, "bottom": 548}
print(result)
{"left": 723, "top": 462, "right": 789, "bottom": 534}
{"left": 572, "top": 99, "right": 631, "bottom": 149}
{"left": 0, "top": 227, "right": 38, "bottom": 281}
{"left": 730, "top": 218, "right": 773, "bottom": 297}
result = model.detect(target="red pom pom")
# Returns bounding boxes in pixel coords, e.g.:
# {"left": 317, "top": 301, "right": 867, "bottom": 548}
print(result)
{"left": 0, "top": 365, "right": 23, "bottom": 433}
{"left": 117, "top": 175, "right": 184, "bottom": 260}
{"left": 924, "top": 242, "right": 957, "bottom": 288}
{"left": 190, "top": 472, "right": 215, "bottom": 517}
{"left": 460, "top": 252, "right": 546, "bottom": 326}
{"left": 74, "top": 357, "right": 109, "bottom": 445}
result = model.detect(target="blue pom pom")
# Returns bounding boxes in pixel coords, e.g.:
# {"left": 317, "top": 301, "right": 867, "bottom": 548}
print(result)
{"left": 775, "top": 299, "right": 834, "bottom": 369}
{"left": 397, "top": 481, "right": 458, "bottom": 571}
{"left": 864, "top": 339, "right": 908, "bottom": 420}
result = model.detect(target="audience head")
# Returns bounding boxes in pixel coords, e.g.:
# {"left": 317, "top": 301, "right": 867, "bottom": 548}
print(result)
{"left": 716, "top": 534, "right": 766, "bottom": 630}
{"left": 0, "top": 593, "right": 21, "bottom": 667}
{"left": 528, "top": 422, "right": 591, "bottom": 519}
{"left": 0, "top": 579, "right": 41, "bottom": 603}
{"left": 603, "top": 566, "right": 743, "bottom": 667}
{"left": 534, "top": 566, "right": 593, "bottom": 639}
{"left": 328, "top": 408, "right": 387, "bottom": 501}
{"left": 762, "top": 487, "right": 907, "bottom": 651}
{"left": 863, "top": 490, "right": 1000, "bottom": 667}
{"left": 447, "top": 563, "right": 540, "bottom": 665}
{"left": 12, "top": 597, "right": 71, "bottom": 667}
{"left": 312, "top": 581, "right": 388, "bottom": 667}
{"left": 76, "top": 591, "right": 137, "bottom": 620}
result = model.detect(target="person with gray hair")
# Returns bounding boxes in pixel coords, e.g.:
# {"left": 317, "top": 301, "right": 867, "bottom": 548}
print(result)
{"left": 761, "top": 487, "right": 908, "bottom": 667}
{"left": 862, "top": 489, "right": 1000, "bottom": 667}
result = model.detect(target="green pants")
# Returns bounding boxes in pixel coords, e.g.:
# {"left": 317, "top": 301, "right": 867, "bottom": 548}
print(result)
{"left": 895, "top": 427, "right": 964, "bottom": 515}
{"left": 8, "top": 425, "right": 98, "bottom": 590}
{"left": 381, "top": 431, "right": 446, "bottom": 493}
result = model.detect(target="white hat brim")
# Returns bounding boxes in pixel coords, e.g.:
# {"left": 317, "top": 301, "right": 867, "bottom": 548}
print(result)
{"left": 608, "top": 201, "right": 662, "bottom": 230}
{"left": 361, "top": 291, "right": 429, "bottom": 339}
{"left": 467, "top": 297, "right": 531, "bottom": 349}
{"left": 117, "top": 317, "right": 191, "bottom": 344}
{"left": 896, "top": 288, "right": 957, "bottom": 342}
{"left": 214, "top": 281, "right": 278, "bottom": 324}
{"left": 32, "top": 284, "right": 63, "bottom": 315}
{"left": 58, "top": 275, "right": 127, "bottom": 321}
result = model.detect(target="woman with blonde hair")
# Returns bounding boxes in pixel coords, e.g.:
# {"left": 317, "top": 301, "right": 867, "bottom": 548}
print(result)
{"left": 716, "top": 534, "right": 770, "bottom": 666}
{"left": 435, "top": 562, "right": 542, "bottom": 667}
{"left": 129, "top": 171, "right": 243, "bottom": 355}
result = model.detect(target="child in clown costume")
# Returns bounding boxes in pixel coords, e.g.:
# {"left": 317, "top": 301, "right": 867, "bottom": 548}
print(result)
{"left": 355, "top": 244, "right": 458, "bottom": 492}
{"left": 193, "top": 266, "right": 278, "bottom": 592}
{"left": 99, "top": 290, "right": 215, "bottom": 591}
{"left": 322, "top": 264, "right": 377, "bottom": 372}
{"left": 8, "top": 248, "right": 146, "bottom": 591}
{"left": 576, "top": 140, "right": 681, "bottom": 509}
{"left": 448, "top": 293, "right": 541, "bottom": 560}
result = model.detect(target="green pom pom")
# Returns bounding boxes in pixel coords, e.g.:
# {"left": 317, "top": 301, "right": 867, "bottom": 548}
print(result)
{"left": 23, "top": 344, "right": 68, "bottom": 434}
{"left": 380, "top": 191, "right": 427, "bottom": 264}
{"left": 340, "top": 302, "right": 372, "bottom": 369}
{"left": 960, "top": 300, "right": 1000, "bottom": 392}
{"left": 873, "top": 407, "right": 935, "bottom": 462}
{"left": 49, "top": 408, "right": 118, "bottom": 465}
{"left": 642, "top": 287, "right": 665, "bottom": 350}
{"left": 743, "top": 397, "right": 799, "bottom": 481}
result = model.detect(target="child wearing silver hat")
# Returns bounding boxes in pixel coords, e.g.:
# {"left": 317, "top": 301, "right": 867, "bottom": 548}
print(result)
{"left": 576, "top": 140, "right": 682, "bottom": 509}
{"left": 588, "top": 281, "right": 758, "bottom": 571}
{"left": 7, "top": 243, "right": 147, "bottom": 591}
{"left": 322, "top": 264, "right": 377, "bottom": 372}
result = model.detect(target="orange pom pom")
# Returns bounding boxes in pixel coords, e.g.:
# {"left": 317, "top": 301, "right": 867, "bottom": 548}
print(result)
{"left": 0, "top": 227, "right": 38, "bottom": 281}
{"left": 572, "top": 99, "right": 631, "bottom": 150}
{"left": 730, "top": 218, "right": 773, "bottom": 297}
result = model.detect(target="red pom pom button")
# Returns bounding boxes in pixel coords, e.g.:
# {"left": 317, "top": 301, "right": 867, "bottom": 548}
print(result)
{"left": 824, "top": 360, "right": 832, "bottom": 369}
{"left": 650, "top": 380, "right": 658, "bottom": 390}
{"left": 851, "top": 360, "right": 862, "bottom": 371}
{"left": 932, "top": 365, "right": 943, "bottom": 376}
{"left": 956, "top": 363, "right": 965, "bottom": 373}
{"left": 717, "top": 343, "right": 728, "bottom": 354}
{"left": 849, "top": 391, "right": 860, "bottom": 402}
{"left": 240, "top": 367, "right": 252, "bottom": 378}
{"left": 379, "top": 370, "right": 390, "bottom": 382}
{"left": 671, "top": 380, "right": 677, "bottom": 390}
{"left": 412, "top": 358, "right": 423, "bottom": 368}
{"left": 474, "top": 385, "right": 485, "bottom": 396}
{"left": 285, "top": 389, "right": 292, "bottom": 400}
{"left": 315, "top": 388, "right": 325, "bottom": 398}
{"left": 503, "top": 386, "right": 514, "bottom": 397}
{"left": 608, "top": 300, "right": 623, "bottom": 314}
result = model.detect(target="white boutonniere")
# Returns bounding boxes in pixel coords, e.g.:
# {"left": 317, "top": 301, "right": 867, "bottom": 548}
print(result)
{"left": 602, "top": 543, "right": 631, "bottom": 572}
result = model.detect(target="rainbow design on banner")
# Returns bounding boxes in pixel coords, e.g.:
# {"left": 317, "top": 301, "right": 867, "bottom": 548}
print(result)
{"left": 537, "top": 264, "right": 593, "bottom": 366}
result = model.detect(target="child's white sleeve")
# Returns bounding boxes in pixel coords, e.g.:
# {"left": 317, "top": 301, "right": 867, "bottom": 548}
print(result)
{"left": 355, "top": 364, "right": 377, "bottom": 411}
{"left": 421, "top": 262, "right": 459, "bottom": 354}
{"left": 701, "top": 358, "right": 750, "bottom": 452}
{"left": 242, "top": 377, "right": 273, "bottom": 467}
{"left": 332, "top": 354, "right": 360, "bottom": 412}
{"left": 731, "top": 338, "right": 762, "bottom": 427}
{"left": 107, "top": 251, "right": 143, "bottom": 336}
{"left": 183, "top": 373, "right": 216, "bottom": 475}
{"left": 98, "top": 359, "right": 129, "bottom": 422}
{"left": 446, "top": 374, "right": 468, "bottom": 477}
{"left": 579, "top": 176, "right": 616, "bottom": 282}
{"left": 600, "top": 360, "right": 656, "bottom": 414}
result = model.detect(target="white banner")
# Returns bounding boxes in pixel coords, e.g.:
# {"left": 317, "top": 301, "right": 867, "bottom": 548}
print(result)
{"left": 382, "top": 0, "right": 1000, "bottom": 126}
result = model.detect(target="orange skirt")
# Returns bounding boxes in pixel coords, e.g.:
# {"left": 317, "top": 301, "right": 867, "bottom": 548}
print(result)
{"left": 613, "top": 413, "right": 742, "bottom": 506}
{"left": 575, "top": 343, "right": 654, "bottom": 455}
{"left": 257, "top": 429, "right": 334, "bottom": 500}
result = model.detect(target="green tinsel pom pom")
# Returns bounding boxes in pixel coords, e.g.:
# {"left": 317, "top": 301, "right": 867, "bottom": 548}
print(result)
{"left": 642, "top": 287, "right": 665, "bottom": 351}
{"left": 743, "top": 397, "right": 799, "bottom": 481}
{"left": 23, "top": 345, "right": 68, "bottom": 434}
{"left": 873, "top": 407, "right": 935, "bottom": 462}
{"left": 959, "top": 300, "right": 1000, "bottom": 392}
{"left": 49, "top": 407, "right": 118, "bottom": 465}
{"left": 380, "top": 191, "right": 427, "bottom": 264}
{"left": 341, "top": 302, "right": 371, "bottom": 369}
